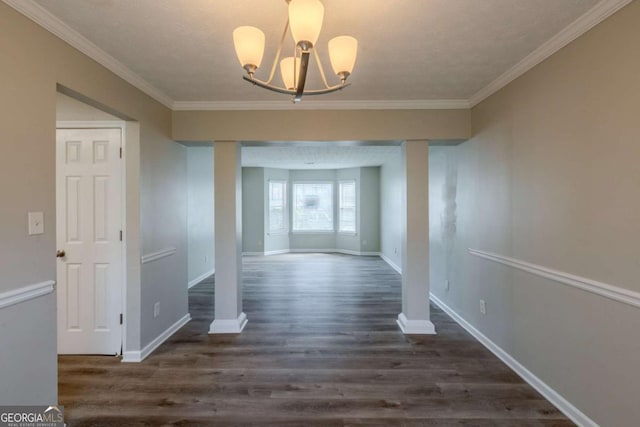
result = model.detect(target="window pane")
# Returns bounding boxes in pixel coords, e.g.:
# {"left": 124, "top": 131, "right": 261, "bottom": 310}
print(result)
{"left": 269, "top": 181, "right": 286, "bottom": 232}
{"left": 293, "top": 183, "right": 333, "bottom": 231}
{"left": 339, "top": 181, "right": 356, "bottom": 233}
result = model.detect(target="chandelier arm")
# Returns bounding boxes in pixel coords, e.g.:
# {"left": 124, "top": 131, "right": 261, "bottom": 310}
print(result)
{"left": 265, "top": 19, "right": 291, "bottom": 85}
{"left": 242, "top": 75, "right": 349, "bottom": 96}
{"left": 294, "top": 50, "right": 311, "bottom": 102}
{"left": 243, "top": 75, "right": 296, "bottom": 95}
{"left": 312, "top": 48, "right": 332, "bottom": 89}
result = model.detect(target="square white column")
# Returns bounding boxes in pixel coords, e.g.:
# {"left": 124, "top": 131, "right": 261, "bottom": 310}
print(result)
{"left": 398, "top": 140, "right": 436, "bottom": 334}
{"left": 209, "top": 141, "right": 247, "bottom": 334}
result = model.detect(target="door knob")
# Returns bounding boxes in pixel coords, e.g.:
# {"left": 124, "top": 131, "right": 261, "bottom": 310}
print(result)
{"left": 56, "top": 250, "right": 66, "bottom": 258}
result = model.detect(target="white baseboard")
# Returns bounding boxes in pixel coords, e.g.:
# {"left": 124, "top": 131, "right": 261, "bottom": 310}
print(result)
{"left": 336, "top": 249, "right": 380, "bottom": 256}
{"left": 188, "top": 268, "right": 215, "bottom": 289}
{"left": 122, "top": 313, "right": 191, "bottom": 363}
{"left": 380, "top": 253, "right": 402, "bottom": 274}
{"left": 245, "top": 249, "right": 381, "bottom": 257}
{"left": 429, "top": 293, "right": 597, "bottom": 427}
{"left": 396, "top": 312, "right": 436, "bottom": 334}
{"left": 264, "top": 249, "right": 290, "bottom": 256}
{"left": 209, "top": 312, "right": 247, "bottom": 334}
{"left": 242, "top": 252, "right": 264, "bottom": 256}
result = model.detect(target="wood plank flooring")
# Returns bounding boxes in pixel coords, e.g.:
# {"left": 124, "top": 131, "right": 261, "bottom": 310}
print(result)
{"left": 59, "top": 253, "right": 573, "bottom": 426}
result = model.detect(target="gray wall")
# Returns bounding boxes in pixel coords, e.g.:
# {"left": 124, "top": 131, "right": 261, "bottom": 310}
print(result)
{"left": 242, "top": 167, "right": 265, "bottom": 253}
{"left": 187, "top": 146, "right": 215, "bottom": 285}
{"left": 379, "top": 148, "right": 403, "bottom": 271}
{"left": 359, "top": 167, "right": 381, "bottom": 254}
{"left": 429, "top": 3, "right": 640, "bottom": 425}
{"left": 264, "top": 168, "right": 290, "bottom": 253}
{"left": 140, "top": 137, "right": 188, "bottom": 348}
{"left": 0, "top": 4, "right": 188, "bottom": 404}
{"left": 0, "top": 293, "right": 57, "bottom": 404}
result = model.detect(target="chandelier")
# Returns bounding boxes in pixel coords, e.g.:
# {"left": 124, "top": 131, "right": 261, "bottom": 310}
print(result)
{"left": 232, "top": 0, "right": 358, "bottom": 102}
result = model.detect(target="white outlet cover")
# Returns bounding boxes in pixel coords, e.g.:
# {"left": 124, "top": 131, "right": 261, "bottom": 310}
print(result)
{"left": 480, "top": 300, "right": 487, "bottom": 315}
{"left": 28, "top": 211, "right": 44, "bottom": 235}
{"left": 445, "top": 280, "right": 450, "bottom": 291}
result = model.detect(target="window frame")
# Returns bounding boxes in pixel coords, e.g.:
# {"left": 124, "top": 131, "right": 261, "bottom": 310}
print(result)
{"left": 267, "top": 180, "right": 288, "bottom": 235}
{"left": 338, "top": 180, "right": 357, "bottom": 235}
{"left": 291, "top": 181, "right": 335, "bottom": 233}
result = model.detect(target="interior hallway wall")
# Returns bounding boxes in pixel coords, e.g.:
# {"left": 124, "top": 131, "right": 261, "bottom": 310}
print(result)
{"left": 187, "top": 146, "right": 215, "bottom": 287}
{"left": 379, "top": 147, "right": 403, "bottom": 272}
{"left": 430, "top": 3, "right": 640, "bottom": 425}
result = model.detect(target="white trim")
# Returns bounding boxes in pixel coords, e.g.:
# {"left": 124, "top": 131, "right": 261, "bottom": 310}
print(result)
{"left": 122, "top": 313, "right": 191, "bottom": 363}
{"left": 56, "top": 120, "right": 126, "bottom": 129}
{"left": 469, "top": 248, "right": 640, "bottom": 309}
{"left": 188, "top": 268, "right": 215, "bottom": 289}
{"left": 335, "top": 249, "right": 379, "bottom": 257}
{"left": 0, "top": 281, "right": 55, "bottom": 310}
{"left": 264, "top": 249, "right": 290, "bottom": 256}
{"left": 2, "top": 0, "right": 174, "bottom": 109}
{"left": 469, "top": 0, "right": 633, "bottom": 107}
{"left": 247, "top": 249, "right": 381, "bottom": 256}
{"left": 396, "top": 312, "right": 436, "bottom": 335}
{"left": 141, "top": 247, "right": 177, "bottom": 264}
{"left": 172, "top": 99, "right": 471, "bottom": 111}
{"left": 6, "top": 0, "right": 630, "bottom": 112}
{"left": 380, "top": 253, "right": 402, "bottom": 274}
{"left": 209, "top": 312, "right": 248, "bottom": 334}
{"left": 429, "top": 293, "right": 597, "bottom": 427}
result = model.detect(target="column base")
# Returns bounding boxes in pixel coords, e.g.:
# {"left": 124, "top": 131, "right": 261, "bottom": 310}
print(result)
{"left": 209, "top": 312, "right": 248, "bottom": 334}
{"left": 397, "top": 312, "right": 436, "bottom": 335}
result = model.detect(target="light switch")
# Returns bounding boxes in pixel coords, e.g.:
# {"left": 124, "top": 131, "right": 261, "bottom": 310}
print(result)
{"left": 28, "top": 211, "right": 44, "bottom": 235}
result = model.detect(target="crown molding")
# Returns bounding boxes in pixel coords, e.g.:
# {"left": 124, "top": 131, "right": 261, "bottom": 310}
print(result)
{"left": 5, "top": 0, "right": 630, "bottom": 112}
{"left": 172, "top": 99, "right": 471, "bottom": 111}
{"left": 2, "top": 0, "right": 174, "bottom": 109}
{"left": 468, "top": 0, "right": 633, "bottom": 107}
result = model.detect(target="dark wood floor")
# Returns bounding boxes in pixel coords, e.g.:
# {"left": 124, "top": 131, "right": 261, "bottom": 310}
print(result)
{"left": 59, "top": 253, "right": 573, "bottom": 426}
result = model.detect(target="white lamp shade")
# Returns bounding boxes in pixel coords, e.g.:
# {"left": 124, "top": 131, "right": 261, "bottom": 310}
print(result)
{"left": 233, "top": 26, "right": 265, "bottom": 68}
{"left": 328, "top": 36, "right": 358, "bottom": 75}
{"left": 288, "top": 0, "right": 324, "bottom": 46}
{"left": 280, "top": 56, "right": 301, "bottom": 90}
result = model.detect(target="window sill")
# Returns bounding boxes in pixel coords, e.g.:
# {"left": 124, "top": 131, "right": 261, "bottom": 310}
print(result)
{"left": 291, "top": 230, "right": 335, "bottom": 234}
{"left": 338, "top": 232, "right": 357, "bottom": 236}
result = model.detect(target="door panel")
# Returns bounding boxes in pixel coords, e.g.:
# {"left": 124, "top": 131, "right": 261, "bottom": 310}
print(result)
{"left": 56, "top": 128, "right": 122, "bottom": 355}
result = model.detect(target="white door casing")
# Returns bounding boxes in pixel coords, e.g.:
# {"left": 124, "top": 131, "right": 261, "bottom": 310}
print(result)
{"left": 56, "top": 128, "right": 122, "bottom": 354}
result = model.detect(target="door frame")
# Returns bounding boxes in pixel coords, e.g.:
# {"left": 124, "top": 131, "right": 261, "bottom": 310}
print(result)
{"left": 56, "top": 120, "right": 127, "bottom": 355}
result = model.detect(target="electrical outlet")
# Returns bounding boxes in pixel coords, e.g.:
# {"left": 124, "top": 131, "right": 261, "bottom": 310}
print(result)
{"left": 445, "top": 280, "right": 450, "bottom": 292}
{"left": 394, "top": 248, "right": 398, "bottom": 255}
{"left": 479, "top": 299, "right": 487, "bottom": 315}
{"left": 153, "top": 302, "right": 160, "bottom": 318}
{"left": 204, "top": 255, "right": 208, "bottom": 264}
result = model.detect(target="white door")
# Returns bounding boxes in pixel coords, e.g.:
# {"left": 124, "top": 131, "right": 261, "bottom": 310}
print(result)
{"left": 56, "top": 128, "right": 122, "bottom": 355}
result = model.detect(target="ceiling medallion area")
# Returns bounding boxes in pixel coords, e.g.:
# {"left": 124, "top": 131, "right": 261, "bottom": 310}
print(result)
{"left": 232, "top": 0, "right": 358, "bottom": 103}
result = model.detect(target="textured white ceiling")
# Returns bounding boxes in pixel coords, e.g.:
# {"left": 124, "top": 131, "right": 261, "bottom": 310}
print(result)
{"left": 241, "top": 145, "right": 400, "bottom": 169}
{"left": 33, "top": 0, "right": 600, "bottom": 103}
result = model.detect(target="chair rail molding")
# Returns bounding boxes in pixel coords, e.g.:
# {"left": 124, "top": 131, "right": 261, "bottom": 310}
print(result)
{"left": 141, "top": 247, "right": 177, "bottom": 265}
{"left": 469, "top": 248, "right": 640, "bottom": 309}
{"left": 0, "top": 280, "right": 55, "bottom": 309}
